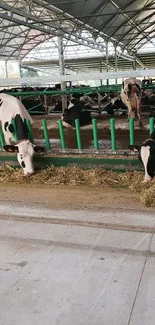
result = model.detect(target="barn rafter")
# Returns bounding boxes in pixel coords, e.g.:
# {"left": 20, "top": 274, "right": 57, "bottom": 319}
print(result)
{"left": 0, "top": 0, "right": 154, "bottom": 72}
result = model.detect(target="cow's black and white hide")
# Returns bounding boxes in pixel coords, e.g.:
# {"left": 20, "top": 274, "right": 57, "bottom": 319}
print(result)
{"left": 106, "top": 98, "right": 127, "bottom": 115}
{"left": 79, "top": 95, "right": 96, "bottom": 107}
{"left": 120, "top": 77, "right": 142, "bottom": 126}
{"left": 0, "top": 93, "right": 45, "bottom": 176}
{"left": 144, "top": 94, "right": 155, "bottom": 106}
{"left": 53, "top": 99, "right": 70, "bottom": 112}
{"left": 128, "top": 130, "right": 155, "bottom": 182}
{"left": 61, "top": 101, "right": 92, "bottom": 127}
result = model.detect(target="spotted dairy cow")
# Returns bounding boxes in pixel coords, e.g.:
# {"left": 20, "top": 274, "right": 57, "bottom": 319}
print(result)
{"left": 129, "top": 130, "right": 155, "bottom": 182}
{"left": 0, "top": 93, "right": 45, "bottom": 176}
{"left": 120, "top": 77, "right": 142, "bottom": 127}
{"left": 61, "top": 100, "right": 92, "bottom": 127}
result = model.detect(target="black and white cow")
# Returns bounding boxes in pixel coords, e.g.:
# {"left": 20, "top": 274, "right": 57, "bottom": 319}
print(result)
{"left": 128, "top": 130, "right": 155, "bottom": 182}
{"left": 61, "top": 100, "right": 92, "bottom": 127}
{"left": 0, "top": 93, "right": 45, "bottom": 176}
{"left": 121, "top": 77, "right": 142, "bottom": 126}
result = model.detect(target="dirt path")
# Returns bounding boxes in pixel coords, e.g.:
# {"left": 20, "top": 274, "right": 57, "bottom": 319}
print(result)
{"left": 1, "top": 183, "right": 155, "bottom": 213}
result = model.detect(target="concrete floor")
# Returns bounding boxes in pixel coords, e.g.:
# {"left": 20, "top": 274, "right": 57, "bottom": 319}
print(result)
{"left": 0, "top": 203, "right": 155, "bottom": 325}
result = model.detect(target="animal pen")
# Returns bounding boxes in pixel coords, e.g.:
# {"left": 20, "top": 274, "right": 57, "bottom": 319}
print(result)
{"left": 0, "top": 92, "right": 154, "bottom": 172}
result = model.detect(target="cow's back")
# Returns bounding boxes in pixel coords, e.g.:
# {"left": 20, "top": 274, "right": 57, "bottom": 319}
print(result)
{"left": 0, "top": 93, "right": 32, "bottom": 123}
{"left": 0, "top": 93, "right": 33, "bottom": 144}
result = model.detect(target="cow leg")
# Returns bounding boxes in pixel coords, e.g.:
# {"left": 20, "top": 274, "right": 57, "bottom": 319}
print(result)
{"left": 137, "top": 105, "right": 143, "bottom": 128}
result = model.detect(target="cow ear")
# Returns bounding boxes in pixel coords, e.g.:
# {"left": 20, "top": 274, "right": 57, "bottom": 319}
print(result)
{"left": 3, "top": 145, "right": 19, "bottom": 153}
{"left": 128, "top": 145, "right": 140, "bottom": 152}
{"left": 33, "top": 145, "right": 45, "bottom": 153}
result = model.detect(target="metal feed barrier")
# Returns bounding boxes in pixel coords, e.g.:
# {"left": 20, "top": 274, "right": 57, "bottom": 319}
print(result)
{"left": 3, "top": 81, "right": 155, "bottom": 116}
{"left": 0, "top": 117, "right": 154, "bottom": 154}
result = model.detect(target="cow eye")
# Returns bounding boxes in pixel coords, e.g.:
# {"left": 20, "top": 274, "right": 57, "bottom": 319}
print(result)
{"left": 20, "top": 155, "right": 23, "bottom": 159}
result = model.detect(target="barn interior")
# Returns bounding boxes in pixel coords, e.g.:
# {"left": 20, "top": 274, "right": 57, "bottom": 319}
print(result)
{"left": 1, "top": 2, "right": 155, "bottom": 324}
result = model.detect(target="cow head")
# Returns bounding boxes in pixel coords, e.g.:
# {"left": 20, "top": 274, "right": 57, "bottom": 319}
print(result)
{"left": 128, "top": 131, "right": 155, "bottom": 182}
{"left": 3, "top": 140, "right": 45, "bottom": 176}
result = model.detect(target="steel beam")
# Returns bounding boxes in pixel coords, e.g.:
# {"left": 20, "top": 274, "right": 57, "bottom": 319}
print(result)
{"left": 0, "top": 68, "right": 155, "bottom": 87}
{"left": 58, "top": 35, "right": 67, "bottom": 111}
{"left": 0, "top": 2, "right": 106, "bottom": 54}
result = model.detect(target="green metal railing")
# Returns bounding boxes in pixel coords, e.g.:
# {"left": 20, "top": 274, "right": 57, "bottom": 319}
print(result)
{"left": 0, "top": 116, "right": 154, "bottom": 153}
{"left": 42, "top": 119, "right": 50, "bottom": 150}
{"left": 26, "top": 119, "right": 34, "bottom": 144}
{"left": 11, "top": 119, "right": 18, "bottom": 142}
{"left": 0, "top": 122, "right": 5, "bottom": 147}
{"left": 58, "top": 119, "right": 66, "bottom": 150}
{"left": 129, "top": 118, "right": 134, "bottom": 145}
{"left": 3, "top": 83, "right": 155, "bottom": 117}
{"left": 92, "top": 118, "right": 99, "bottom": 150}
{"left": 150, "top": 117, "right": 154, "bottom": 134}
{"left": 110, "top": 118, "right": 116, "bottom": 151}
{"left": 3, "top": 83, "right": 155, "bottom": 98}
{"left": 75, "top": 119, "right": 82, "bottom": 150}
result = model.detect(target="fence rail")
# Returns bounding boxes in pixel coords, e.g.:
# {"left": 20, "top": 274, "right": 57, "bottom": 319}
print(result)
{"left": 2, "top": 82, "right": 155, "bottom": 98}
{"left": 0, "top": 117, "right": 154, "bottom": 154}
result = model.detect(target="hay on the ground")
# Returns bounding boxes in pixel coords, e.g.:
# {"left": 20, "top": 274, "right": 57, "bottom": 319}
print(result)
{"left": 140, "top": 186, "right": 155, "bottom": 207}
{"left": 0, "top": 165, "right": 155, "bottom": 207}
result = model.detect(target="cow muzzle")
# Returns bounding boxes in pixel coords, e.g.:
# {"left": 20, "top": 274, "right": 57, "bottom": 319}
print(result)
{"left": 24, "top": 171, "right": 34, "bottom": 177}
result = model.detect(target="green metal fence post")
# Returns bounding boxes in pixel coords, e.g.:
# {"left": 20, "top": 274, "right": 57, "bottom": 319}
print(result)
{"left": 149, "top": 117, "right": 154, "bottom": 134}
{"left": 26, "top": 119, "right": 34, "bottom": 144}
{"left": 0, "top": 122, "right": 5, "bottom": 148}
{"left": 75, "top": 119, "right": 82, "bottom": 150}
{"left": 41, "top": 119, "right": 50, "bottom": 150}
{"left": 110, "top": 118, "right": 116, "bottom": 151}
{"left": 129, "top": 118, "right": 134, "bottom": 145}
{"left": 92, "top": 118, "right": 99, "bottom": 150}
{"left": 58, "top": 119, "right": 66, "bottom": 150}
{"left": 11, "top": 119, "right": 18, "bottom": 142}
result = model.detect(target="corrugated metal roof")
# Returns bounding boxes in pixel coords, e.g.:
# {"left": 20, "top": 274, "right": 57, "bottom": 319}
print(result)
{"left": 0, "top": 0, "right": 155, "bottom": 65}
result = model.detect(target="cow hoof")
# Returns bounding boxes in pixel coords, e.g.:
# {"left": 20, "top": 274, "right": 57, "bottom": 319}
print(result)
{"left": 142, "top": 178, "right": 152, "bottom": 183}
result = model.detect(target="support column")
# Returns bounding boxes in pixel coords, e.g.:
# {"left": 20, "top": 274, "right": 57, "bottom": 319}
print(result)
{"left": 58, "top": 35, "right": 67, "bottom": 111}
{"left": 19, "top": 63, "right": 22, "bottom": 78}
{"left": 115, "top": 44, "right": 118, "bottom": 85}
{"left": 5, "top": 60, "right": 9, "bottom": 90}
{"left": 133, "top": 52, "right": 136, "bottom": 70}
{"left": 5, "top": 60, "right": 8, "bottom": 79}
{"left": 106, "top": 40, "right": 109, "bottom": 87}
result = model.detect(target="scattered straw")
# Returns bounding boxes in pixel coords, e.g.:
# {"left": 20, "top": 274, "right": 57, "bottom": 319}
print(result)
{"left": 140, "top": 186, "right": 155, "bottom": 207}
{"left": 0, "top": 165, "right": 155, "bottom": 207}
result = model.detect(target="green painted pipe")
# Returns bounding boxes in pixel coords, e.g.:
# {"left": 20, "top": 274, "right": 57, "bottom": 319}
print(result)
{"left": 129, "top": 118, "right": 134, "bottom": 145}
{"left": 149, "top": 117, "right": 154, "bottom": 134}
{"left": 3, "top": 83, "right": 153, "bottom": 98}
{"left": 11, "top": 119, "right": 18, "bottom": 142}
{"left": 4, "top": 85, "right": 122, "bottom": 97}
{"left": 92, "top": 119, "right": 99, "bottom": 150}
{"left": 41, "top": 119, "right": 50, "bottom": 150}
{"left": 75, "top": 119, "right": 82, "bottom": 150}
{"left": 0, "top": 122, "right": 5, "bottom": 147}
{"left": 110, "top": 118, "right": 116, "bottom": 151}
{"left": 26, "top": 119, "right": 34, "bottom": 144}
{"left": 58, "top": 119, "right": 66, "bottom": 150}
